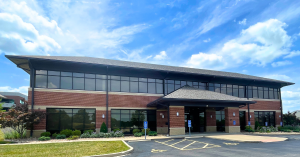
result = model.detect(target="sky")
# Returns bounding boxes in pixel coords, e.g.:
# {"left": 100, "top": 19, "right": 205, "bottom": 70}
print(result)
{"left": 0, "top": 0, "right": 300, "bottom": 113}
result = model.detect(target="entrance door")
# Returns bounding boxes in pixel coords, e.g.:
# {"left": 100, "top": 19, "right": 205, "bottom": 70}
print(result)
{"left": 185, "top": 107, "right": 206, "bottom": 132}
{"left": 239, "top": 111, "right": 246, "bottom": 130}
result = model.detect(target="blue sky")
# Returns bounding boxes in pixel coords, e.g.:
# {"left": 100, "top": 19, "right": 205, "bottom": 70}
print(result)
{"left": 0, "top": 0, "right": 300, "bottom": 113}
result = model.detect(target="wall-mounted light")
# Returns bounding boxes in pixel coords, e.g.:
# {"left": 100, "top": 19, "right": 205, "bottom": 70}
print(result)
{"left": 279, "top": 115, "right": 281, "bottom": 118}
{"left": 210, "top": 115, "right": 212, "bottom": 118}
{"left": 102, "top": 114, "right": 105, "bottom": 119}
{"left": 233, "top": 112, "right": 235, "bottom": 117}
{"left": 250, "top": 115, "right": 252, "bottom": 118}
{"left": 176, "top": 112, "right": 179, "bottom": 116}
{"left": 162, "top": 115, "right": 164, "bottom": 118}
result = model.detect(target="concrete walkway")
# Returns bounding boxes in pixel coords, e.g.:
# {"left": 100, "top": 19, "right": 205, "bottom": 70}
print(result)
{"left": 205, "top": 134, "right": 288, "bottom": 143}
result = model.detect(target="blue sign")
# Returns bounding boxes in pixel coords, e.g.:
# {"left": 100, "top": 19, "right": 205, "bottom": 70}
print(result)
{"left": 248, "top": 121, "right": 251, "bottom": 126}
{"left": 144, "top": 121, "right": 148, "bottom": 129}
{"left": 280, "top": 122, "right": 283, "bottom": 126}
{"left": 265, "top": 122, "right": 268, "bottom": 126}
{"left": 233, "top": 120, "right": 236, "bottom": 125}
{"left": 188, "top": 120, "right": 191, "bottom": 127}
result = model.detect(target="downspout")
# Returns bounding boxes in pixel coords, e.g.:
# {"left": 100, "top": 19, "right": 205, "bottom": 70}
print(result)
{"left": 29, "top": 60, "right": 35, "bottom": 137}
{"left": 168, "top": 104, "right": 170, "bottom": 136}
{"left": 106, "top": 66, "right": 109, "bottom": 130}
{"left": 279, "top": 88, "right": 283, "bottom": 126}
{"left": 246, "top": 86, "right": 250, "bottom": 127}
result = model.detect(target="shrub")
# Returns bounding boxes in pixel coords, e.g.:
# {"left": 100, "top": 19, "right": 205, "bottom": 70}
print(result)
{"left": 100, "top": 122, "right": 108, "bottom": 133}
{"left": 38, "top": 136, "right": 51, "bottom": 141}
{"left": 72, "top": 130, "right": 81, "bottom": 136}
{"left": 60, "top": 129, "right": 72, "bottom": 137}
{"left": 52, "top": 133, "right": 58, "bottom": 138}
{"left": 103, "top": 133, "right": 112, "bottom": 138}
{"left": 98, "top": 132, "right": 105, "bottom": 138}
{"left": 245, "top": 126, "right": 255, "bottom": 132}
{"left": 67, "top": 135, "right": 79, "bottom": 140}
{"left": 293, "top": 130, "right": 300, "bottom": 132}
{"left": 148, "top": 131, "right": 157, "bottom": 136}
{"left": 80, "top": 132, "right": 91, "bottom": 138}
{"left": 134, "top": 132, "right": 143, "bottom": 137}
{"left": 90, "top": 132, "right": 98, "bottom": 138}
{"left": 283, "top": 129, "right": 292, "bottom": 132}
{"left": 113, "top": 128, "right": 121, "bottom": 132}
{"left": 41, "top": 132, "right": 51, "bottom": 137}
{"left": 84, "top": 130, "right": 93, "bottom": 135}
{"left": 141, "top": 128, "right": 151, "bottom": 135}
{"left": 1, "top": 127, "right": 26, "bottom": 139}
{"left": 109, "top": 131, "right": 115, "bottom": 137}
{"left": 278, "top": 126, "right": 283, "bottom": 131}
{"left": 114, "top": 130, "right": 124, "bottom": 137}
{"left": 56, "top": 134, "right": 66, "bottom": 139}
{"left": 133, "top": 129, "right": 140, "bottom": 134}
{"left": 255, "top": 121, "right": 261, "bottom": 130}
{"left": 0, "top": 130, "right": 4, "bottom": 141}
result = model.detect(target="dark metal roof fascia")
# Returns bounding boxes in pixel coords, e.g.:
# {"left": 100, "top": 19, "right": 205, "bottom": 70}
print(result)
{"left": 161, "top": 98, "right": 257, "bottom": 104}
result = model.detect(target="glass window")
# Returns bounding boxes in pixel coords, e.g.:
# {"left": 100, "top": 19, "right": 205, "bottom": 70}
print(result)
{"left": 167, "top": 80, "right": 174, "bottom": 84}
{"left": 253, "top": 86, "right": 258, "bottom": 98}
{"left": 73, "top": 78, "right": 84, "bottom": 90}
{"left": 263, "top": 87, "right": 269, "bottom": 99}
{"left": 209, "top": 86, "right": 214, "bottom": 91}
{"left": 156, "top": 79, "right": 163, "bottom": 83}
{"left": 148, "top": 83, "right": 156, "bottom": 93}
{"left": 96, "top": 79, "right": 106, "bottom": 91}
{"left": 226, "top": 84, "right": 232, "bottom": 95}
{"left": 167, "top": 83, "right": 174, "bottom": 93}
{"left": 148, "top": 78, "right": 155, "bottom": 82}
{"left": 48, "top": 76, "right": 60, "bottom": 88}
{"left": 239, "top": 86, "right": 245, "bottom": 98}
{"left": 85, "top": 78, "right": 95, "bottom": 91}
{"left": 130, "top": 77, "right": 138, "bottom": 81}
{"left": 121, "top": 76, "right": 129, "bottom": 81}
{"left": 175, "top": 84, "right": 181, "bottom": 90}
{"left": 193, "top": 82, "right": 198, "bottom": 86}
{"left": 36, "top": 70, "right": 47, "bottom": 75}
{"left": 187, "top": 81, "right": 192, "bottom": 86}
{"left": 175, "top": 80, "right": 181, "bottom": 84}
{"left": 47, "top": 113, "right": 60, "bottom": 130}
{"left": 233, "top": 87, "right": 238, "bottom": 97}
{"left": 214, "top": 84, "right": 220, "bottom": 93}
{"left": 96, "top": 74, "right": 106, "bottom": 79}
{"left": 274, "top": 89, "right": 278, "bottom": 99}
{"left": 111, "top": 80, "right": 121, "bottom": 92}
{"left": 139, "top": 82, "right": 147, "bottom": 93}
{"left": 199, "top": 86, "right": 206, "bottom": 90}
{"left": 139, "top": 78, "right": 147, "bottom": 82}
{"left": 35, "top": 75, "right": 47, "bottom": 88}
{"left": 60, "top": 113, "right": 72, "bottom": 130}
{"left": 199, "top": 83, "right": 206, "bottom": 87}
{"left": 73, "top": 73, "right": 84, "bottom": 77}
{"left": 247, "top": 86, "right": 253, "bottom": 98}
{"left": 181, "top": 81, "right": 186, "bottom": 86}
{"left": 48, "top": 71, "right": 60, "bottom": 76}
{"left": 121, "top": 81, "right": 129, "bottom": 92}
{"left": 156, "top": 83, "right": 163, "bottom": 94}
{"left": 111, "top": 76, "right": 120, "bottom": 80}
{"left": 130, "top": 81, "right": 138, "bottom": 93}
{"left": 85, "top": 74, "right": 95, "bottom": 78}
{"left": 258, "top": 87, "right": 263, "bottom": 99}
{"left": 269, "top": 88, "right": 274, "bottom": 99}
{"left": 61, "top": 72, "right": 72, "bottom": 77}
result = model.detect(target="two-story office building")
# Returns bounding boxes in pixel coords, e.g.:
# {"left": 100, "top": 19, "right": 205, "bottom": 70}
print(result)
{"left": 6, "top": 55, "right": 294, "bottom": 137}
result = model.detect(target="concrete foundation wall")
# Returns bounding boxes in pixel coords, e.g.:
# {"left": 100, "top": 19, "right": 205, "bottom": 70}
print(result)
{"left": 225, "top": 126, "right": 240, "bottom": 133}
{"left": 206, "top": 126, "right": 217, "bottom": 132}
{"left": 169, "top": 127, "right": 185, "bottom": 135}
{"left": 157, "top": 127, "right": 168, "bottom": 134}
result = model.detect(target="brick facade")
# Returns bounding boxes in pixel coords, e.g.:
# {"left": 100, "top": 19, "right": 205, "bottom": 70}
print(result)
{"left": 169, "top": 106, "right": 185, "bottom": 128}
{"left": 225, "top": 107, "right": 240, "bottom": 126}
{"left": 3, "top": 95, "right": 25, "bottom": 106}
{"left": 206, "top": 109, "right": 216, "bottom": 126}
{"left": 156, "top": 110, "right": 168, "bottom": 128}
{"left": 240, "top": 100, "right": 281, "bottom": 110}
{"left": 108, "top": 94, "right": 160, "bottom": 108}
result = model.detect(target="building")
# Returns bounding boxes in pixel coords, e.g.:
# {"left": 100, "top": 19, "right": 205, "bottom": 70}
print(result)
{"left": 6, "top": 55, "right": 294, "bottom": 137}
{"left": 0, "top": 92, "right": 28, "bottom": 111}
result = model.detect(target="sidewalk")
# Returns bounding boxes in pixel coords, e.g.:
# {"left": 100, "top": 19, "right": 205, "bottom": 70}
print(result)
{"left": 205, "top": 134, "right": 288, "bottom": 143}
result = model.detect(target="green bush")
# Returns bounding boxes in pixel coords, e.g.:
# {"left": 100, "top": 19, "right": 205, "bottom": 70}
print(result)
{"left": 60, "top": 129, "right": 72, "bottom": 137}
{"left": 72, "top": 130, "right": 81, "bottom": 136}
{"left": 245, "top": 126, "right": 255, "bottom": 132}
{"left": 56, "top": 134, "right": 66, "bottom": 139}
{"left": 293, "top": 130, "right": 300, "bottom": 132}
{"left": 41, "top": 132, "right": 51, "bottom": 137}
{"left": 278, "top": 126, "right": 283, "bottom": 131}
{"left": 283, "top": 129, "right": 292, "bottom": 132}
{"left": 148, "top": 131, "right": 157, "bottom": 136}
{"left": 104, "top": 133, "right": 111, "bottom": 138}
{"left": 84, "top": 130, "right": 93, "bottom": 135}
{"left": 52, "top": 133, "right": 58, "bottom": 138}
{"left": 114, "top": 130, "right": 124, "bottom": 137}
{"left": 141, "top": 128, "right": 151, "bottom": 135}
{"left": 0, "top": 130, "right": 4, "bottom": 141}
{"left": 98, "top": 132, "right": 105, "bottom": 138}
{"left": 255, "top": 121, "right": 261, "bottom": 130}
{"left": 80, "top": 133, "right": 91, "bottom": 138}
{"left": 100, "top": 122, "right": 108, "bottom": 133}
{"left": 90, "top": 133, "right": 98, "bottom": 138}
{"left": 38, "top": 136, "right": 51, "bottom": 141}
{"left": 134, "top": 132, "right": 143, "bottom": 137}
{"left": 67, "top": 135, "right": 79, "bottom": 140}
{"left": 113, "top": 128, "right": 121, "bottom": 132}
{"left": 132, "top": 129, "right": 140, "bottom": 134}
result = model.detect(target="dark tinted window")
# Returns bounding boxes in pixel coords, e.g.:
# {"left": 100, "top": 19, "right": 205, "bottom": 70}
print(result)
{"left": 156, "top": 79, "right": 163, "bottom": 83}
{"left": 36, "top": 70, "right": 47, "bottom": 75}
{"left": 264, "top": 87, "right": 269, "bottom": 99}
{"left": 85, "top": 78, "right": 95, "bottom": 91}
{"left": 61, "top": 77, "right": 72, "bottom": 89}
{"left": 156, "top": 83, "right": 163, "bottom": 94}
{"left": 48, "top": 76, "right": 60, "bottom": 88}
{"left": 48, "top": 71, "right": 60, "bottom": 76}
{"left": 121, "top": 81, "right": 129, "bottom": 92}
{"left": 130, "top": 81, "right": 138, "bottom": 93}
{"left": 148, "top": 83, "right": 156, "bottom": 93}
{"left": 61, "top": 72, "right": 72, "bottom": 76}
{"left": 111, "top": 80, "right": 121, "bottom": 92}
{"left": 167, "top": 83, "right": 174, "bottom": 93}
{"left": 96, "top": 79, "right": 106, "bottom": 91}
{"left": 253, "top": 86, "right": 258, "bottom": 98}
{"left": 139, "top": 82, "right": 147, "bottom": 93}
{"left": 35, "top": 75, "right": 47, "bottom": 88}
{"left": 239, "top": 86, "right": 245, "bottom": 98}
{"left": 73, "top": 78, "right": 84, "bottom": 90}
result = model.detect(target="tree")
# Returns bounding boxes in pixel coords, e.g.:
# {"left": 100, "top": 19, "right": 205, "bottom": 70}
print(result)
{"left": 100, "top": 122, "right": 107, "bottom": 133}
{"left": 0, "top": 99, "right": 45, "bottom": 138}
{"left": 283, "top": 111, "right": 300, "bottom": 125}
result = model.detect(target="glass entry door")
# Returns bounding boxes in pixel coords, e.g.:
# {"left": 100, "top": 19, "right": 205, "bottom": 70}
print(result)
{"left": 185, "top": 107, "right": 206, "bottom": 132}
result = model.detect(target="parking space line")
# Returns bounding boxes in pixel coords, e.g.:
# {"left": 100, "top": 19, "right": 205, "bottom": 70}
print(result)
{"left": 169, "top": 139, "right": 186, "bottom": 146}
{"left": 154, "top": 139, "right": 221, "bottom": 151}
{"left": 180, "top": 141, "right": 196, "bottom": 150}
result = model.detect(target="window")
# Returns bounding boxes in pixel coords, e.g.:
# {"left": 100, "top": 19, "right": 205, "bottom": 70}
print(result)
{"left": 269, "top": 88, "right": 274, "bottom": 99}
{"left": 35, "top": 70, "right": 47, "bottom": 88}
{"left": 247, "top": 86, "right": 253, "bottom": 98}
{"left": 216, "top": 110, "right": 225, "bottom": 131}
{"left": 139, "top": 82, "right": 147, "bottom": 93}
{"left": 209, "top": 83, "right": 214, "bottom": 91}
{"left": 253, "top": 86, "right": 258, "bottom": 98}
{"left": 96, "top": 78, "right": 106, "bottom": 91}
{"left": 61, "top": 74, "right": 72, "bottom": 89}
{"left": 130, "top": 81, "right": 138, "bottom": 93}
{"left": 233, "top": 85, "right": 238, "bottom": 97}
{"left": 111, "top": 109, "right": 156, "bottom": 134}
{"left": 254, "top": 111, "right": 275, "bottom": 127}
{"left": 274, "top": 89, "right": 279, "bottom": 99}
{"left": 46, "top": 108, "right": 96, "bottom": 133}
{"left": 224, "top": 84, "right": 230, "bottom": 95}
{"left": 214, "top": 83, "right": 221, "bottom": 93}
{"left": 85, "top": 78, "right": 95, "bottom": 91}
{"left": 258, "top": 87, "right": 264, "bottom": 99}
{"left": 263, "top": 87, "right": 269, "bottom": 99}
{"left": 73, "top": 78, "right": 84, "bottom": 90}
{"left": 239, "top": 86, "right": 245, "bottom": 98}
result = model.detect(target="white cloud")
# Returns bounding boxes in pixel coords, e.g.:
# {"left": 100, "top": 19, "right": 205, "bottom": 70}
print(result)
{"left": 154, "top": 51, "right": 167, "bottom": 60}
{"left": 238, "top": 18, "right": 247, "bottom": 25}
{"left": 0, "top": 86, "right": 29, "bottom": 96}
{"left": 186, "top": 52, "right": 226, "bottom": 70}
{"left": 271, "top": 60, "right": 292, "bottom": 67}
{"left": 282, "top": 90, "right": 300, "bottom": 113}
{"left": 284, "top": 50, "right": 300, "bottom": 58}
{"left": 186, "top": 19, "right": 293, "bottom": 69}
{"left": 203, "top": 38, "right": 211, "bottom": 43}
{"left": 263, "top": 74, "right": 291, "bottom": 81}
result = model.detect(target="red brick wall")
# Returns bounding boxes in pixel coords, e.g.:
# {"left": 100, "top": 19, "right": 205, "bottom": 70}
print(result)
{"left": 276, "top": 112, "right": 282, "bottom": 125}
{"left": 169, "top": 106, "right": 184, "bottom": 128}
{"left": 240, "top": 100, "right": 281, "bottom": 110}
{"left": 96, "top": 110, "right": 110, "bottom": 128}
{"left": 245, "top": 111, "right": 255, "bottom": 126}
{"left": 108, "top": 94, "right": 160, "bottom": 107}
{"left": 33, "top": 109, "right": 46, "bottom": 130}
{"left": 157, "top": 110, "right": 168, "bottom": 127}
{"left": 225, "top": 108, "right": 240, "bottom": 126}
{"left": 28, "top": 91, "right": 106, "bottom": 107}
{"left": 3, "top": 95, "right": 25, "bottom": 106}
{"left": 206, "top": 110, "right": 216, "bottom": 126}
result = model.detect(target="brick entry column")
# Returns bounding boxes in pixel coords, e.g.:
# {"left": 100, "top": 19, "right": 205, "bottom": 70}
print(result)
{"left": 225, "top": 107, "right": 240, "bottom": 133}
{"left": 169, "top": 106, "right": 185, "bottom": 135}
{"left": 156, "top": 109, "right": 168, "bottom": 134}
{"left": 205, "top": 108, "right": 216, "bottom": 132}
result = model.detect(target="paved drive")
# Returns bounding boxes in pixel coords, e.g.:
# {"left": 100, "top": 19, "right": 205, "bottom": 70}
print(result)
{"left": 126, "top": 136, "right": 300, "bottom": 157}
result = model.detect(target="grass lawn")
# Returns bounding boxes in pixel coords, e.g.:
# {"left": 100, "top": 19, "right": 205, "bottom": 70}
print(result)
{"left": 0, "top": 141, "right": 129, "bottom": 157}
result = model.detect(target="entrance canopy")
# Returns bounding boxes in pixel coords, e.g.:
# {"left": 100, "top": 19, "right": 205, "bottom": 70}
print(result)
{"left": 148, "top": 86, "right": 256, "bottom": 108}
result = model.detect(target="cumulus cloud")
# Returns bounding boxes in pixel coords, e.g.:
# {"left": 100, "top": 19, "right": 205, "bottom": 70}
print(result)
{"left": 238, "top": 18, "right": 247, "bottom": 25}
{"left": 263, "top": 74, "right": 292, "bottom": 81}
{"left": 186, "top": 19, "right": 293, "bottom": 70}
{"left": 186, "top": 52, "right": 225, "bottom": 70}
{"left": 284, "top": 50, "right": 300, "bottom": 58}
{"left": 271, "top": 60, "right": 292, "bottom": 67}
{"left": 154, "top": 51, "right": 167, "bottom": 60}
{"left": 282, "top": 90, "right": 300, "bottom": 112}
{"left": 203, "top": 38, "right": 211, "bottom": 43}
{"left": 0, "top": 86, "right": 29, "bottom": 96}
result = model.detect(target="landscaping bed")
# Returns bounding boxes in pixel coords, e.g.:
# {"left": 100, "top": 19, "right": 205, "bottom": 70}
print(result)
{"left": 0, "top": 141, "right": 129, "bottom": 157}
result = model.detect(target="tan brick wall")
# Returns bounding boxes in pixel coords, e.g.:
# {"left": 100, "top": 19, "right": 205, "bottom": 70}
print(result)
{"left": 169, "top": 106, "right": 185, "bottom": 128}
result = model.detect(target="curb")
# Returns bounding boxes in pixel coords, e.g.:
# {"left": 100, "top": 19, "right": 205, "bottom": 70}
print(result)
{"left": 204, "top": 137, "right": 289, "bottom": 143}
{"left": 88, "top": 140, "right": 134, "bottom": 157}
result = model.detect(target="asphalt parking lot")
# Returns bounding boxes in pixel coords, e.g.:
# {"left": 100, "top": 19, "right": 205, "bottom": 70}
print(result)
{"left": 126, "top": 136, "right": 300, "bottom": 157}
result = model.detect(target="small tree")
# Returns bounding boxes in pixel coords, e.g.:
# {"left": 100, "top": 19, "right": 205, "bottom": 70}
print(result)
{"left": 100, "top": 122, "right": 107, "bottom": 133}
{"left": 283, "top": 111, "right": 298, "bottom": 125}
{"left": 0, "top": 99, "right": 45, "bottom": 138}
